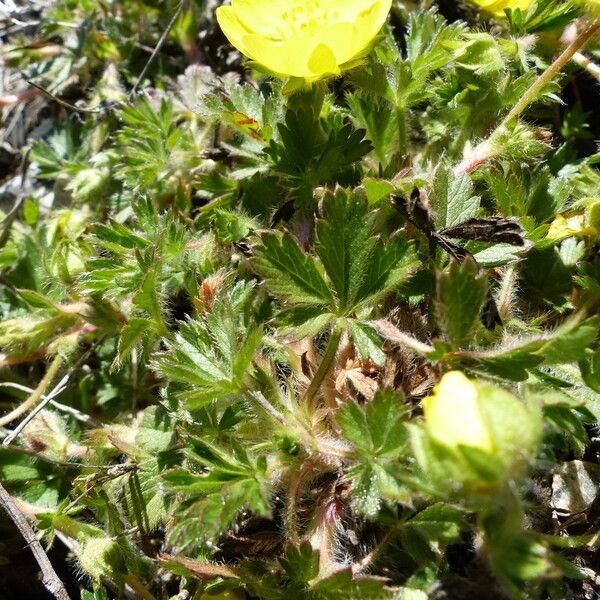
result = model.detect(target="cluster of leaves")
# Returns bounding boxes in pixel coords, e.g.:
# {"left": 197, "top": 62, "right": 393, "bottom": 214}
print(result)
{"left": 1, "top": 1, "right": 600, "bottom": 599}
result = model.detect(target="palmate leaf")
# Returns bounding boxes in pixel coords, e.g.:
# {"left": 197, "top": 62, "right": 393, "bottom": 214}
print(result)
{"left": 338, "top": 390, "right": 408, "bottom": 459}
{"left": 254, "top": 188, "right": 418, "bottom": 321}
{"left": 316, "top": 188, "right": 378, "bottom": 311}
{"left": 155, "top": 284, "right": 262, "bottom": 409}
{"left": 252, "top": 231, "right": 334, "bottom": 307}
{"left": 338, "top": 390, "right": 409, "bottom": 515}
{"left": 164, "top": 440, "right": 270, "bottom": 541}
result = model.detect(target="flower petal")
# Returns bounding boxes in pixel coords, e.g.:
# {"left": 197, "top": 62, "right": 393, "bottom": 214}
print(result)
{"left": 307, "top": 43, "right": 339, "bottom": 77}
{"left": 232, "top": 0, "right": 293, "bottom": 37}
{"left": 423, "top": 371, "right": 494, "bottom": 452}
{"left": 216, "top": 6, "right": 254, "bottom": 57}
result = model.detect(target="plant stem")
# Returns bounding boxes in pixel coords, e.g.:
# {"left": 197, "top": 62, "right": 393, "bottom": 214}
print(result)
{"left": 246, "top": 390, "right": 286, "bottom": 424}
{"left": 500, "top": 22, "right": 599, "bottom": 128}
{"left": 302, "top": 328, "right": 342, "bottom": 406}
{"left": 454, "top": 22, "right": 599, "bottom": 175}
{"left": 0, "top": 354, "right": 63, "bottom": 427}
{"left": 286, "top": 460, "right": 315, "bottom": 544}
{"left": 396, "top": 103, "right": 408, "bottom": 157}
{"left": 354, "top": 524, "right": 401, "bottom": 574}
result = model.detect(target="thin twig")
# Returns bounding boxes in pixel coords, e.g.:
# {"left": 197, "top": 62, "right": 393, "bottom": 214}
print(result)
{"left": 2, "top": 374, "right": 69, "bottom": 446}
{"left": 0, "top": 382, "right": 100, "bottom": 426}
{"left": 128, "top": 1, "right": 183, "bottom": 99}
{"left": 24, "top": 79, "right": 101, "bottom": 114}
{"left": 0, "top": 354, "right": 63, "bottom": 427}
{"left": 0, "top": 481, "right": 71, "bottom": 600}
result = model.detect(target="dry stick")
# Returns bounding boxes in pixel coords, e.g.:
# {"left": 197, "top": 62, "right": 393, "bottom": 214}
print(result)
{"left": 0, "top": 481, "right": 71, "bottom": 600}
{"left": 571, "top": 51, "right": 600, "bottom": 82}
{"left": 0, "top": 384, "right": 99, "bottom": 426}
{"left": 2, "top": 374, "right": 69, "bottom": 446}
{"left": 0, "top": 354, "right": 63, "bottom": 427}
{"left": 128, "top": 1, "right": 183, "bottom": 99}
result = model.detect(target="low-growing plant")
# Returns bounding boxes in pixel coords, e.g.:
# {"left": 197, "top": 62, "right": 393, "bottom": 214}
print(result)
{"left": 1, "top": 0, "right": 600, "bottom": 599}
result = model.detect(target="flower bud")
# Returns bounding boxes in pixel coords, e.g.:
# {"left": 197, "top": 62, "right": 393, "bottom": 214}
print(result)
{"left": 411, "top": 371, "right": 541, "bottom": 495}
{"left": 79, "top": 536, "right": 126, "bottom": 582}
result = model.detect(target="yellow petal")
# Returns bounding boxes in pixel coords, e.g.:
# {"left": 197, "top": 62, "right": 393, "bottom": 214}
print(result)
{"left": 473, "top": 0, "right": 532, "bottom": 14}
{"left": 423, "top": 371, "right": 494, "bottom": 453}
{"left": 218, "top": 0, "right": 392, "bottom": 79}
{"left": 241, "top": 34, "right": 314, "bottom": 77}
{"left": 307, "top": 43, "right": 340, "bottom": 76}
{"left": 232, "top": 0, "right": 294, "bottom": 37}
{"left": 216, "top": 6, "right": 254, "bottom": 58}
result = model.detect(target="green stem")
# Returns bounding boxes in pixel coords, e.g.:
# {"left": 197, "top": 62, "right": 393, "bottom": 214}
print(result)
{"left": 0, "top": 354, "right": 63, "bottom": 427}
{"left": 396, "top": 103, "right": 408, "bottom": 157}
{"left": 454, "top": 22, "right": 600, "bottom": 175}
{"left": 500, "top": 22, "right": 599, "bottom": 128}
{"left": 302, "top": 328, "right": 342, "bottom": 406}
{"left": 354, "top": 524, "right": 401, "bottom": 574}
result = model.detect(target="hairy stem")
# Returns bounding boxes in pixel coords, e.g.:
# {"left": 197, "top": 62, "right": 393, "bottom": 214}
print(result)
{"left": 500, "top": 22, "right": 599, "bottom": 128}
{"left": 454, "top": 22, "right": 600, "bottom": 175}
{"left": 286, "top": 460, "right": 315, "bottom": 544}
{"left": 302, "top": 328, "right": 342, "bottom": 406}
{"left": 397, "top": 104, "right": 408, "bottom": 157}
{"left": 0, "top": 354, "right": 63, "bottom": 427}
{"left": 353, "top": 524, "right": 401, "bottom": 574}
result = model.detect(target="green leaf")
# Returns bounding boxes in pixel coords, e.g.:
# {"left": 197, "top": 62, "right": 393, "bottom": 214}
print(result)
{"left": 580, "top": 347, "right": 600, "bottom": 393}
{"left": 430, "top": 168, "right": 480, "bottom": 229}
{"left": 353, "top": 233, "right": 418, "bottom": 310}
{"left": 349, "top": 321, "right": 386, "bottom": 367}
{"left": 338, "top": 390, "right": 407, "bottom": 459}
{"left": 132, "top": 267, "right": 166, "bottom": 331}
{"left": 316, "top": 188, "right": 376, "bottom": 311}
{"left": 538, "top": 317, "right": 599, "bottom": 365}
{"left": 116, "top": 317, "right": 153, "bottom": 366}
{"left": 279, "top": 542, "right": 319, "bottom": 584}
{"left": 470, "top": 340, "right": 546, "bottom": 381}
{"left": 156, "top": 297, "right": 260, "bottom": 408}
{"left": 252, "top": 231, "right": 334, "bottom": 307}
{"left": 17, "top": 289, "right": 58, "bottom": 311}
{"left": 436, "top": 258, "right": 486, "bottom": 349}
{"left": 407, "top": 503, "right": 466, "bottom": 543}
{"left": 310, "top": 567, "right": 391, "bottom": 599}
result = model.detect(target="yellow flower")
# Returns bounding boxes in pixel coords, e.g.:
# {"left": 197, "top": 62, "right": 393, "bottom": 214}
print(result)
{"left": 547, "top": 198, "right": 600, "bottom": 240}
{"left": 422, "top": 371, "right": 494, "bottom": 453}
{"left": 470, "top": 0, "right": 531, "bottom": 15}
{"left": 216, "top": 0, "right": 392, "bottom": 80}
